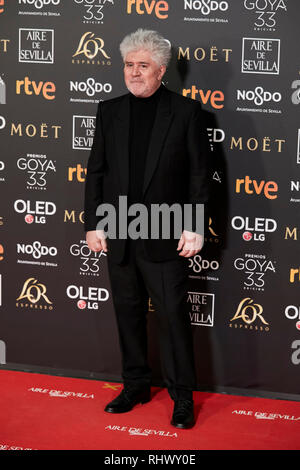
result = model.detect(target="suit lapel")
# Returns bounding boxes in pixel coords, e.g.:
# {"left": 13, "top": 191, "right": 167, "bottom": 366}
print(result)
{"left": 113, "top": 87, "right": 174, "bottom": 198}
{"left": 113, "top": 93, "right": 130, "bottom": 195}
{"left": 142, "top": 87, "right": 174, "bottom": 198}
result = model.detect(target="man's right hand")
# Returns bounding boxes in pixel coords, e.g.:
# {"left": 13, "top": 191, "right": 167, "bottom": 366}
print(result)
{"left": 86, "top": 230, "right": 108, "bottom": 253}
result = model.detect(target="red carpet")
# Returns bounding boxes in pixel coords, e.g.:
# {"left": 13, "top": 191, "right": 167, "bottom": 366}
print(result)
{"left": 0, "top": 369, "right": 299, "bottom": 450}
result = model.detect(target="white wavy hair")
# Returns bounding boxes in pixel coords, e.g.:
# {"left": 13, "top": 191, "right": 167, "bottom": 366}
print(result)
{"left": 120, "top": 29, "right": 171, "bottom": 67}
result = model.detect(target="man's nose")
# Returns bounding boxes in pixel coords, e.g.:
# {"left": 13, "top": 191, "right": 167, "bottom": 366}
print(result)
{"left": 132, "top": 65, "right": 141, "bottom": 76}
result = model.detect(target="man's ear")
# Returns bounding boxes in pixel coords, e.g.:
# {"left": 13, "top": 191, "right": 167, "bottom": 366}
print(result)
{"left": 158, "top": 65, "right": 166, "bottom": 81}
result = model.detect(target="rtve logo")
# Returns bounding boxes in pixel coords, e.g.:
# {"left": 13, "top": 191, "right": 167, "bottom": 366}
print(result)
{"left": 290, "top": 268, "right": 300, "bottom": 283}
{"left": 127, "top": 0, "right": 169, "bottom": 19}
{"left": 16, "top": 76, "right": 55, "bottom": 100}
{"left": 182, "top": 86, "right": 224, "bottom": 109}
{"left": 236, "top": 176, "right": 278, "bottom": 200}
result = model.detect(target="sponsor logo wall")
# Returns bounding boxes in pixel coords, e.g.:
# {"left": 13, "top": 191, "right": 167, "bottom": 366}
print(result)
{"left": 0, "top": 0, "right": 299, "bottom": 400}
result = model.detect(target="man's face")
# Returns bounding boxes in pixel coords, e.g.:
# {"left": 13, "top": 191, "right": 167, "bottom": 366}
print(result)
{"left": 124, "top": 49, "right": 166, "bottom": 98}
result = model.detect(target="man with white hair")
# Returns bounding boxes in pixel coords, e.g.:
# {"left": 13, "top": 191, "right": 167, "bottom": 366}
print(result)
{"left": 84, "top": 29, "right": 210, "bottom": 429}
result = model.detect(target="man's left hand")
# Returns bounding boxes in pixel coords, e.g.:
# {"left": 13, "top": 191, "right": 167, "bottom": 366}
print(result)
{"left": 177, "top": 230, "right": 204, "bottom": 257}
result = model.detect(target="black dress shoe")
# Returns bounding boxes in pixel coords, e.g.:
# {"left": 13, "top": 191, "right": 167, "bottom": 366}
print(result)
{"left": 171, "top": 399, "right": 195, "bottom": 429}
{"left": 104, "top": 387, "right": 151, "bottom": 413}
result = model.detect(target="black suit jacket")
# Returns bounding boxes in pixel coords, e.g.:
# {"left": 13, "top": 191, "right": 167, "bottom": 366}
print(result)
{"left": 84, "top": 85, "right": 210, "bottom": 264}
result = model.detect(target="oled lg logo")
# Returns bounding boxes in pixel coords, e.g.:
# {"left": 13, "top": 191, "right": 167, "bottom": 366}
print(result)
{"left": 66, "top": 284, "right": 109, "bottom": 310}
{"left": 14, "top": 199, "right": 56, "bottom": 224}
{"left": 231, "top": 216, "right": 277, "bottom": 242}
{"left": 285, "top": 306, "right": 300, "bottom": 331}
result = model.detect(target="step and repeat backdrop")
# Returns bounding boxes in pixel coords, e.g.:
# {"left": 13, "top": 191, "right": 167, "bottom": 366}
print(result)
{"left": 0, "top": 0, "right": 299, "bottom": 400}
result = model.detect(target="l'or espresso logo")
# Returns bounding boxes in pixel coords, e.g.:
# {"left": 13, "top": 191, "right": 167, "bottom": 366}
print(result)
{"left": 70, "top": 240, "right": 107, "bottom": 276}
{"left": 186, "top": 291, "right": 215, "bottom": 327}
{"left": 205, "top": 217, "right": 219, "bottom": 244}
{"left": 66, "top": 284, "right": 109, "bottom": 310}
{"left": 73, "top": 115, "right": 95, "bottom": 150}
{"left": 242, "top": 38, "right": 280, "bottom": 74}
{"left": 14, "top": 199, "right": 56, "bottom": 224}
{"left": 234, "top": 254, "right": 276, "bottom": 292}
{"left": 19, "top": 29, "right": 54, "bottom": 64}
{"left": 74, "top": 0, "right": 114, "bottom": 24}
{"left": 16, "top": 76, "right": 56, "bottom": 100}
{"left": 127, "top": 0, "right": 169, "bottom": 19}
{"left": 235, "top": 176, "right": 278, "bottom": 200}
{"left": 244, "top": 0, "right": 287, "bottom": 32}
{"left": 183, "top": 0, "right": 229, "bottom": 24}
{"left": 230, "top": 298, "right": 269, "bottom": 332}
{"left": 72, "top": 32, "right": 111, "bottom": 66}
{"left": 16, "top": 277, "right": 53, "bottom": 310}
{"left": 17, "top": 153, "right": 56, "bottom": 190}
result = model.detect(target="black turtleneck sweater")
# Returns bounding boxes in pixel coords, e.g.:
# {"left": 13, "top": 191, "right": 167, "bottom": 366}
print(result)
{"left": 128, "top": 85, "right": 162, "bottom": 206}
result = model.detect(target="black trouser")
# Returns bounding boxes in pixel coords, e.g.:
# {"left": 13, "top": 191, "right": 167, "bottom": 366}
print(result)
{"left": 106, "top": 238, "right": 196, "bottom": 401}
